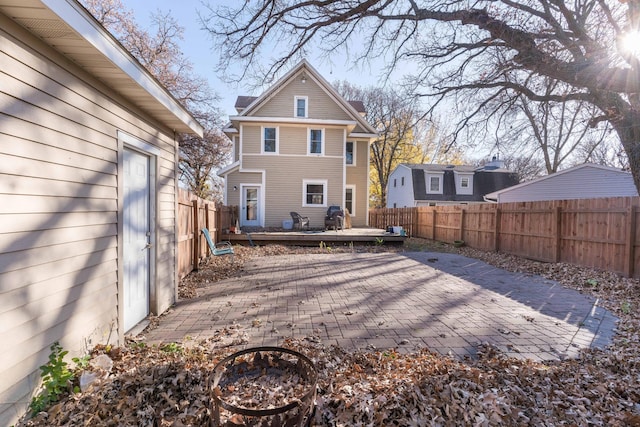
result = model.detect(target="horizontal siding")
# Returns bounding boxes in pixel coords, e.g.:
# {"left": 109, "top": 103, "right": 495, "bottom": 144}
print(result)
{"left": 500, "top": 167, "right": 637, "bottom": 202}
{"left": 242, "top": 155, "right": 344, "bottom": 227}
{"left": 243, "top": 125, "right": 345, "bottom": 157}
{"left": 346, "top": 139, "right": 370, "bottom": 225}
{"left": 253, "top": 75, "right": 353, "bottom": 121}
{"left": 0, "top": 14, "right": 181, "bottom": 426}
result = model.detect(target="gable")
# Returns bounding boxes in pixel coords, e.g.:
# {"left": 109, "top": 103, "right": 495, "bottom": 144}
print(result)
{"left": 252, "top": 73, "right": 354, "bottom": 121}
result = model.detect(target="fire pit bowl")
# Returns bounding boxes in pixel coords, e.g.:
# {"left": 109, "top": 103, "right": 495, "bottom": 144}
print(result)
{"left": 210, "top": 346, "right": 317, "bottom": 427}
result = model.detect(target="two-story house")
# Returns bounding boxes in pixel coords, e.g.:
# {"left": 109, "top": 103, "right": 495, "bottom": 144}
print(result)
{"left": 218, "top": 60, "right": 378, "bottom": 228}
{"left": 387, "top": 158, "right": 519, "bottom": 207}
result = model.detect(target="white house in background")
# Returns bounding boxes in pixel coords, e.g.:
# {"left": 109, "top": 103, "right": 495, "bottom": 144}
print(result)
{"left": 484, "top": 163, "right": 638, "bottom": 203}
{"left": 387, "top": 158, "right": 519, "bottom": 207}
{"left": 0, "top": 1, "right": 202, "bottom": 424}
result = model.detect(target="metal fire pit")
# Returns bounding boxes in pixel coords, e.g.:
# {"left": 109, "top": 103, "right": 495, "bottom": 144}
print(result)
{"left": 210, "top": 346, "right": 317, "bottom": 427}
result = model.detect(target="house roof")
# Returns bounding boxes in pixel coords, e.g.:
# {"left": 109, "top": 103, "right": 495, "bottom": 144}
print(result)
{"left": 484, "top": 163, "right": 637, "bottom": 202}
{"left": 0, "top": 0, "right": 203, "bottom": 136}
{"left": 227, "top": 60, "right": 378, "bottom": 136}
{"left": 402, "top": 163, "right": 512, "bottom": 173}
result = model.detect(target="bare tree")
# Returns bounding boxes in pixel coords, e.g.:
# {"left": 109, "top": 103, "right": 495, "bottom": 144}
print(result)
{"left": 490, "top": 94, "right": 613, "bottom": 174}
{"left": 178, "top": 110, "right": 231, "bottom": 200}
{"left": 202, "top": 1, "right": 640, "bottom": 192}
{"left": 82, "top": 0, "right": 230, "bottom": 198}
{"left": 334, "top": 82, "right": 430, "bottom": 207}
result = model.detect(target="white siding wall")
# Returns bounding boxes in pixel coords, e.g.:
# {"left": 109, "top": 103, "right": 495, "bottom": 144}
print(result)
{"left": 386, "top": 166, "right": 415, "bottom": 208}
{"left": 497, "top": 166, "right": 638, "bottom": 203}
{"left": 0, "top": 16, "right": 179, "bottom": 425}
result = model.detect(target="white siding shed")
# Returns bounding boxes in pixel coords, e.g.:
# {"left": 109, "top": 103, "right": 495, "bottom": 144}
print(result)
{"left": 0, "top": 1, "right": 202, "bottom": 424}
{"left": 484, "top": 163, "right": 638, "bottom": 203}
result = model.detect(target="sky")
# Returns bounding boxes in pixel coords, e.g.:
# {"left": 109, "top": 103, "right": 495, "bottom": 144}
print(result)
{"left": 124, "top": 0, "right": 401, "bottom": 119}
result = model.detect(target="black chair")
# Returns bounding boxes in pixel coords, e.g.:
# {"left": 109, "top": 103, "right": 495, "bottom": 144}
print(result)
{"left": 290, "top": 211, "right": 310, "bottom": 230}
{"left": 324, "top": 205, "right": 344, "bottom": 231}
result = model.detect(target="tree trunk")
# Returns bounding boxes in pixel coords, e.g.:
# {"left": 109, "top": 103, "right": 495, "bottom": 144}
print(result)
{"left": 612, "top": 109, "right": 640, "bottom": 194}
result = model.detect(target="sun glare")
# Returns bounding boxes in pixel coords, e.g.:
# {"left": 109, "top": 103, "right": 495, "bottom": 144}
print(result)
{"left": 620, "top": 31, "right": 640, "bottom": 57}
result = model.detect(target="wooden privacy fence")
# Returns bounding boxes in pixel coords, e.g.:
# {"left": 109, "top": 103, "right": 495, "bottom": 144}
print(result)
{"left": 177, "top": 189, "right": 238, "bottom": 278}
{"left": 369, "top": 196, "right": 640, "bottom": 278}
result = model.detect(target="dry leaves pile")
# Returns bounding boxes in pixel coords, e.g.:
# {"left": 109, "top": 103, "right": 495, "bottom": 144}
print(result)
{"left": 19, "top": 239, "right": 640, "bottom": 426}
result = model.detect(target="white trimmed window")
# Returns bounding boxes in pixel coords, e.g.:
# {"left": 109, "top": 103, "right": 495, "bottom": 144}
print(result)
{"left": 454, "top": 171, "right": 473, "bottom": 195}
{"left": 295, "top": 96, "right": 308, "bottom": 118}
{"left": 303, "top": 179, "right": 327, "bottom": 207}
{"left": 345, "top": 186, "right": 355, "bottom": 216}
{"left": 426, "top": 173, "right": 444, "bottom": 194}
{"left": 308, "top": 128, "right": 324, "bottom": 155}
{"left": 261, "top": 126, "right": 278, "bottom": 154}
{"left": 346, "top": 141, "right": 355, "bottom": 165}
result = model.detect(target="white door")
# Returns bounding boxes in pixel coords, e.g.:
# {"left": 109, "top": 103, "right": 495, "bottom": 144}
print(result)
{"left": 123, "top": 148, "right": 151, "bottom": 331}
{"left": 241, "top": 186, "right": 260, "bottom": 227}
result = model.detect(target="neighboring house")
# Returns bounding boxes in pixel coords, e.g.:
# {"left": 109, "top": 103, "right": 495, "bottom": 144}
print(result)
{"left": 484, "top": 163, "right": 638, "bottom": 203}
{"left": 218, "top": 60, "right": 378, "bottom": 228}
{"left": 0, "top": 1, "right": 202, "bottom": 424}
{"left": 387, "top": 158, "right": 519, "bottom": 207}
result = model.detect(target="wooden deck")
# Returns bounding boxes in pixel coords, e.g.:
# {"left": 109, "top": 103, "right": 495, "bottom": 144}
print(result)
{"left": 222, "top": 227, "right": 407, "bottom": 246}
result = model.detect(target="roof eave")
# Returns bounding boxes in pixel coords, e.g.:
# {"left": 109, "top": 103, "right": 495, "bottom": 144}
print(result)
{"left": 14, "top": 0, "right": 204, "bottom": 136}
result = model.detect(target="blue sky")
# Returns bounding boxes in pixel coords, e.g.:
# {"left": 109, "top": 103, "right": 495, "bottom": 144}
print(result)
{"left": 124, "top": 0, "right": 404, "bottom": 118}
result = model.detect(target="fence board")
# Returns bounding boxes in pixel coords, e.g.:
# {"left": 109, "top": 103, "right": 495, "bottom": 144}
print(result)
{"left": 369, "top": 196, "right": 640, "bottom": 277}
{"left": 176, "top": 189, "right": 238, "bottom": 279}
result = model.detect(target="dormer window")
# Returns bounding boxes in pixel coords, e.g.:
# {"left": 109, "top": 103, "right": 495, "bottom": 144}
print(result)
{"left": 426, "top": 172, "right": 444, "bottom": 194}
{"left": 295, "top": 96, "right": 308, "bottom": 118}
{"left": 453, "top": 171, "right": 473, "bottom": 195}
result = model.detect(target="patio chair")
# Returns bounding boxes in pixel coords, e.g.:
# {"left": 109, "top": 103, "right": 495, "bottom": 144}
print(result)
{"left": 290, "top": 212, "right": 310, "bottom": 230}
{"left": 324, "top": 205, "right": 344, "bottom": 231}
{"left": 201, "top": 227, "right": 234, "bottom": 262}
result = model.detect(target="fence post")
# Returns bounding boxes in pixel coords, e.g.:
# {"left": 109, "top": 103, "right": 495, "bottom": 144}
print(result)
{"left": 625, "top": 205, "right": 636, "bottom": 277}
{"left": 494, "top": 206, "right": 501, "bottom": 252}
{"left": 192, "top": 199, "right": 199, "bottom": 271}
{"left": 431, "top": 209, "right": 436, "bottom": 240}
{"left": 553, "top": 206, "right": 562, "bottom": 263}
{"left": 459, "top": 208, "right": 465, "bottom": 241}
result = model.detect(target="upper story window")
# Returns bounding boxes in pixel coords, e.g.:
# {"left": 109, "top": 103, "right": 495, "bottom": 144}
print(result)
{"left": 454, "top": 172, "right": 473, "bottom": 195}
{"left": 308, "top": 128, "right": 324, "bottom": 155}
{"left": 401, "top": 176, "right": 405, "bottom": 186}
{"left": 346, "top": 141, "right": 355, "bottom": 165}
{"left": 295, "top": 96, "right": 308, "bottom": 118}
{"left": 426, "top": 173, "right": 444, "bottom": 194}
{"left": 261, "top": 126, "right": 278, "bottom": 154}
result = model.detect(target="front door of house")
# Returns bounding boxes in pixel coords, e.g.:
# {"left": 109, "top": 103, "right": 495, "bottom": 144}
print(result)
{"left": 241, "top": 186, "right": 260, "bottom": 227}
{"left": 123, "top": 148, "right": 151, "bottom": 331}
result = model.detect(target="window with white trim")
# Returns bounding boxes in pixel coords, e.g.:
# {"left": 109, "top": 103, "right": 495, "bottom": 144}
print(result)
{"left": 426, "top": 173, "right": 444, "bottom": 194}
{"left": 454, "top": 172, "right": 473, "bottom": 195}
{"left": 261, "top": 126, "right": 278, "bottom": 154}
{"left": 345, "top": 186, "right": 355, "bottom": 216}
{"left": 295, "top": 96, "right": 308, "bottom": 118}
{"left": 308, "top": 129, "right": 324, "bottom": 155}
{"left": 303, "top": 179, "right": 327, "bottom": 206}
{"left": 346, "top": 141, "right": 355, "bottom": 165}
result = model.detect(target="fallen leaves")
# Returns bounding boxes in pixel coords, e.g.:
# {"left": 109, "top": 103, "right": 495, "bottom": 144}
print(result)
{"left": 17, "top": 238, "right": 640, "bottom": 426}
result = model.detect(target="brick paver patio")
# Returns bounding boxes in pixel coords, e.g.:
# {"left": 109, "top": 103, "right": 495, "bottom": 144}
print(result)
{"left": 141, "top": 252, "right": 617, "bottom": 361}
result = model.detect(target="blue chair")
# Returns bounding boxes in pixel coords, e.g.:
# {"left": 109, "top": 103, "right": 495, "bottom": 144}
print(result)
{"left": 201, "top": 228, "right": 234, "bottom": 262}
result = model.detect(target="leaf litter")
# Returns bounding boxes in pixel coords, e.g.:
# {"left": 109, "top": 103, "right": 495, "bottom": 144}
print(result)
{"left": 18, "top": 239, "right": 640, "bottom": 426}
